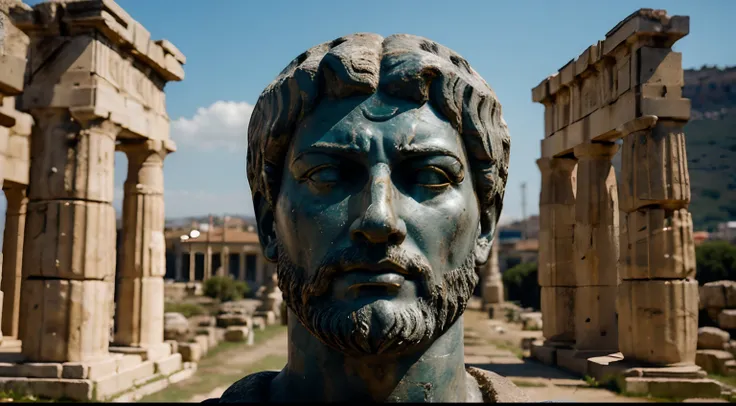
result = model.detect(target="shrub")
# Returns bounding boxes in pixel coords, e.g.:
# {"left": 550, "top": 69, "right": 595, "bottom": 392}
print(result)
{"left": 696, "top": 240, "right": 736, "bottom": 285}
{"left": 203, "top": 276, "right": 251, "bottom": 302}
{"left": 164, "top": 302, "right": 206, "bottom": 318}
{"left": 502, "top": 262, "right": 540, "bottom": 311}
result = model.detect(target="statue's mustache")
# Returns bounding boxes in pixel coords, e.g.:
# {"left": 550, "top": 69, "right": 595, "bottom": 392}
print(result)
{"left": 298, "top": 244, "right": 435, "bottom": 305}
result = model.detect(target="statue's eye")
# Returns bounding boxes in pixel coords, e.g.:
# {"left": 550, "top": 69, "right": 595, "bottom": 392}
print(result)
{"left": 414, "top": 167, "right": 451, "bottom": 188}
{"left": 306, "top": 165, "right": 341, "bottom": 184}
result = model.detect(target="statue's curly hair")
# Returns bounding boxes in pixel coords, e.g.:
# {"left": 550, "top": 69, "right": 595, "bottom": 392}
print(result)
{"left": 246, "top": 33, "right": 510, "bottom": 240}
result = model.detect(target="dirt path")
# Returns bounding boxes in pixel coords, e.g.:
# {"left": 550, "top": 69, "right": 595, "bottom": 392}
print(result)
{"left": 462, "top": 300, "right": 651, "bottom": 403}
{"left": 163, "top": 301, "right": 682, "bottom": 403}
{"left": 187, "top": 330, "right": 288, "bottom": 402}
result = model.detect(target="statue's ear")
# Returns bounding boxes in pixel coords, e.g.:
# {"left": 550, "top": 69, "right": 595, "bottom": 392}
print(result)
{"left": 254, "top": 193, "right": 278, "bottom": 263}
{"left": 473, "top": 209, "right": 497, "bottom": 266}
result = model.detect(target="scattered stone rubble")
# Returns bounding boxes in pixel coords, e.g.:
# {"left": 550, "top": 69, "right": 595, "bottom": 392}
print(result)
{"left": 695, "top": 281, "right": 736, "bottom": 377}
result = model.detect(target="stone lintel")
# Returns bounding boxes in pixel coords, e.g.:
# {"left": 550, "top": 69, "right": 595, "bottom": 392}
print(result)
{"left": 12, "top": 0, "right": 185, "bottom": 83}
{"left": 540, "top": 90, "right": 689, "bottom": 159}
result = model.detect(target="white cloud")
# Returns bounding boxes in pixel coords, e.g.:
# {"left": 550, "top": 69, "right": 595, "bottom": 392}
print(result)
{"left": 171, "top": 101, "right": 254, "bottom": 150}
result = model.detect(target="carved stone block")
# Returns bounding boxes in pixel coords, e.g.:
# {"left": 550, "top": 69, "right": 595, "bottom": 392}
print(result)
{"left": 620, "top": 122, "right": 691, "bottom": 212}
{"left": 620, "top": 208, "right": 695, "bottom": 280}
{"left": 20, "top": 279, "right": 113, "bottom": 362}
{"left": 574, "top": 285, "right": 618, "bottom": 351}
{"left": 23, "top": 200, "right": 116, "bottom": 280}
{"left": 541, "top": 286, "right": 576, "bottom": 343}
{"left": 618, "top": 279, "right": 698, "bottom": 365}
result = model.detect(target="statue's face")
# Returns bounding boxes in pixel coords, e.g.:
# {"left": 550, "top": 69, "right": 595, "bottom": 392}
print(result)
{"left": 273, "top": 93, "right": 481, "bottom": 355}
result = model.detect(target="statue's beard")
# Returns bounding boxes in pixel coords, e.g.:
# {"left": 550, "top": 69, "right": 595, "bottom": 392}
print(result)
{"left": 276, "top": 241, "right": 479, "bottom": 357}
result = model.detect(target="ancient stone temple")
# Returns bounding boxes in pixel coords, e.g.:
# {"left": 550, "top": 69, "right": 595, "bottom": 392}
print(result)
{"left": 0, "top": 0, "right": 193, "bottom": 400}
{"left": 531, "top": 9, "right": 721, "bottom": 398}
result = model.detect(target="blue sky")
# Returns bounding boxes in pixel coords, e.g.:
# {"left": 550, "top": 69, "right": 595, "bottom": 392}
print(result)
{"left": 17, "top": 0, "right": 736, "bottom": 224}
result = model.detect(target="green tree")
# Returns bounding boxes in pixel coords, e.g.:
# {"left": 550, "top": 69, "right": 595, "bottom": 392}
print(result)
{"left": 696, "top": 240, "right": 736, "bottom": 285}
{"left": 502, "top": 261, "right": 540, "bottom": 310}
{"left": 203, "top": 276, "right": 250, "bottom": 302}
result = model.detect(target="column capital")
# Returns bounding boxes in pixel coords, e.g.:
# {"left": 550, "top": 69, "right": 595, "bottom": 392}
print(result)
{"left": 117, "top": 138, "right": 176, "bottom": 158}
{"left": 537, "top": 156, "right": 577, "bottom": 175}
{"left": 573, "top": 142, "right": 619, "bottom": 160}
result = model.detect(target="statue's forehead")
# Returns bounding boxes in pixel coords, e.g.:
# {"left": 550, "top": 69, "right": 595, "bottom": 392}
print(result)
{"left": 290, "top": 95, "right": 463, "bottom": 158}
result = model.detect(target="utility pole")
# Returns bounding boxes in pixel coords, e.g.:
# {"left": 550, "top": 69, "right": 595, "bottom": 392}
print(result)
{"left": 521, "top": 182, "right": 527, "bottom": 240}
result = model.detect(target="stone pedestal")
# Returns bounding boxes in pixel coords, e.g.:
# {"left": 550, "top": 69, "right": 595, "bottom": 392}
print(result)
{"left": 536, "top": 157, "right": 577, "bottom": 346}
{"left": 115, "top": 140, "right": 173, "bottom": 349}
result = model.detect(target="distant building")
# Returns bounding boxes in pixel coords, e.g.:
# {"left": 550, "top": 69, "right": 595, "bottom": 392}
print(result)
{"left": 126, "top": 223, "right": 275, "bottom": 291}
{"left": 693, "top": 231, "right": 710, "bottom": 246}
{"left": 712, "top": 221, "right": 736, "bottom": 243}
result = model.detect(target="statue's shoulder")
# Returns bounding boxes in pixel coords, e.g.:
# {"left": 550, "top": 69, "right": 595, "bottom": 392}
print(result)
{"left": 465, "top": 365, "right": 530, "bottom": 403}
{"left": 201, "top": 370, "right": 279, "bottom": 403}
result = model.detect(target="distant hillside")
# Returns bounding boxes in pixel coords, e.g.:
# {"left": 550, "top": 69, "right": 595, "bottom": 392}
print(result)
{"left": 683, "top": 66, "right": 736, "bottom": 231}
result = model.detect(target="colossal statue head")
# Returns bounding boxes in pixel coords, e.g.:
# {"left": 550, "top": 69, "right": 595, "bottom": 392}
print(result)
{"left": 229, "top": 32, "right": 515, "bottom": 402}
{"left": 248, "top": 33, "right": 509, "bottom": 353}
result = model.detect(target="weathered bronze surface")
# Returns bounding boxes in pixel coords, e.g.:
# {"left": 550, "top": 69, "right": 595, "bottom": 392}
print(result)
{"left": 210, "top": 33, "right": 525, "bottom": 403}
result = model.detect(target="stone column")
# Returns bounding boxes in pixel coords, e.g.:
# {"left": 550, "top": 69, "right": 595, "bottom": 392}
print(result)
{"left": 618, "top": 121, "right": 697, "bottom": 365}
{"left": 204, "top": 246, "right": 213, "bottom": 280}
{"left": 189, "top": 250, "right": 196, "bottom": 281}
{"left": 1, "top": 184, "right": 27, "bottom": 340}
{"left": 20, "top": 112, "right": 118, "bottom": 362}
{"left": 536, "top": 157, "right": 577, "bottom": 346}
{"left": 238, "top": 252, "right": 246, "bottom": 281}
{"left": 481, "top": 240, "right": 503, "bottom": 308}
{"left": 174, "top": 243, "right": 183, "bottom": 281}
{"left": 572, "top": 142, "right": 620, "bottom": 353}
{"left": 114, "top": 139, "right": 174, "bottom": 354}
{"left": 221, "top": 246, "right": 230, "bottom": 277}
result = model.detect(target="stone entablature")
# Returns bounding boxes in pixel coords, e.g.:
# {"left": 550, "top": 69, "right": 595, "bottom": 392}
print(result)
{"left": 532, "top": 9, "right": 690, "bottom": 158}
{"left": 10, "top": 0, "right": 185, "bottom": 140}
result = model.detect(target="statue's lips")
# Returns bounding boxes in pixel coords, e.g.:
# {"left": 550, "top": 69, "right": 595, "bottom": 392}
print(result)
{"left": 342, "top": 270, "right": 406, "bottom": 294}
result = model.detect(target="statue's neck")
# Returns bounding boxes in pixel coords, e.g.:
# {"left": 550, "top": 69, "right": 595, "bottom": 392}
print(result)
{"left": 271, "top": 310, "right": 476, "bottom": 402}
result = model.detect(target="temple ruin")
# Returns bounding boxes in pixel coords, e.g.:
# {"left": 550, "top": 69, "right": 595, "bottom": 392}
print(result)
{"left": 0, "top": 0, "right": 192, "bottom": 400}
{"left": 531, "top": 9, "right": 721, "bottom": 398}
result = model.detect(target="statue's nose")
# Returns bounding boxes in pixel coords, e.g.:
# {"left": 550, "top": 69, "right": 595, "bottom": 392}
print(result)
{"left": 349, "top": 165, "right": 407, "bottom": 245}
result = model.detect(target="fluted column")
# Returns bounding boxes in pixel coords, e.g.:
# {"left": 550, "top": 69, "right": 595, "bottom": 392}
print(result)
{"left": 618, "top": 121, "right": 697, "bottom": 365}
{"left": 114, "top": 139, "right": 174, "bottom": 349}
{"left": 537, "top": 157, "right": 577, "bottom": 346}
{"left": 1, "top": 184, "right": 27, "bottom": 339}
{"left": 572, "top": 142, "right": 620, "bottom": 352}
{"left": 481, "top": 240, "right": 503, "bottom": 307}
{"left": 20, "top": 112, "right": 118, "bottom": 362}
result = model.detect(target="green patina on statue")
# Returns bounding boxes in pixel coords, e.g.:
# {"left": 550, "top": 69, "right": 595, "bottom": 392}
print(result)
{"left": 209, "top": 33, "right": 527, "bottom": 403}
